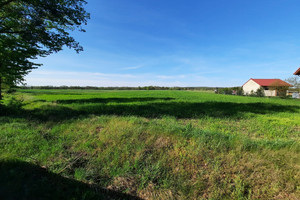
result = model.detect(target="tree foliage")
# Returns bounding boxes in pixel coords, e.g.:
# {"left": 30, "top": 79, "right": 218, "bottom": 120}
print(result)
{"left": 0, "top": 0, "right": 90, "bottom": 99}
{"left": 255, "top": 87, "right": 265, "bottom": 97}
{"left": 269, "top": 81, "right": 289, "bottom": 98}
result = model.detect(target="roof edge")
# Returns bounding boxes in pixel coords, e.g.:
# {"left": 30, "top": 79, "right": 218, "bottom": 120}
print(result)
{"left": 243, "top": 78, "right": 292, "bottom": 87}
{"left": 294, "top": 67, "right": 300, "bottom": 75}
{"left": 242, "top": 78, "right": 253, "bottom": 87}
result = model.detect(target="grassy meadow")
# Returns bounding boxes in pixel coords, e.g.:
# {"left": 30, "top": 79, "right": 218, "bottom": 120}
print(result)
{"left": 0, "top": 89, "right": 299, "bottom": 199}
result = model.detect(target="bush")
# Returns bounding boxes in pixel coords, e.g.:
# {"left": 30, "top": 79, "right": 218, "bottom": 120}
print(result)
{"left": 236, "top": 88, "right": 244, "bottom": 96}
{"left": 217, "top": 88, "right": 233, "bottom": 95}
{"left": 216, "top": 87, "right": 244, "bottom": 96}
{"left": 6, "top": 96, "right": 24, "bottom": 114}
{"left": 6, "top": 88, "right": 17, "bottom": 94}
{"left": 255, "top": 87, "right": 265, "bottom": 97}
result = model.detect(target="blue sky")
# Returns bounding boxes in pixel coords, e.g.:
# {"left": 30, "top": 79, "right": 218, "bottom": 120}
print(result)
{"left": 26, "top": 0, "right": 300, "bottom": 87}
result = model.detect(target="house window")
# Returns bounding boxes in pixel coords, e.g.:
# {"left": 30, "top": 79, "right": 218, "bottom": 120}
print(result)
{"left": 263, "top": 86, "right": 269, "bottom": 90}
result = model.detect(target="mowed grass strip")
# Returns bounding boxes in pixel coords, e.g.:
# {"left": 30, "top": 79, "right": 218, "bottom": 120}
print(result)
{"left": 0, "top": 89, "right": 299, "bottom": 199}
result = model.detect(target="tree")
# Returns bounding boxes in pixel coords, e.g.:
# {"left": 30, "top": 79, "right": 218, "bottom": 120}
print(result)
{"left": 285, "top": 76, "right": 300, "bottom": 92}
{"left": 0, "top": 0, "right": 90, "bottom": 99}
{"left": 269, "top": 80, "right": 289, "bottom": 98}
{"left": 255, "top": 87, "right": 265, "bottom": 97}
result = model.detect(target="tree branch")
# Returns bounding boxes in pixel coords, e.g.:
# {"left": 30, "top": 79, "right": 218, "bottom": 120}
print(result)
{"left": 0, "top": 30, "right": 27, "bottom": 34}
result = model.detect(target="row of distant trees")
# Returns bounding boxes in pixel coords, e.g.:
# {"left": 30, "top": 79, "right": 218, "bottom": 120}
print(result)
{"left": 16, "top": 75, "right": 300, "bottom": 96}
{"left": 6, "top": 76, "right": 300, "bottom": 98}
{"left": 19, "top": 86, "right": 216, "bottom": 91}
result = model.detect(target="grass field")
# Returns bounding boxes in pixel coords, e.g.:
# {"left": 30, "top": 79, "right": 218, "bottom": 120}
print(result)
{"left": 0, "top": 89, "right": 299, "bottom": 199}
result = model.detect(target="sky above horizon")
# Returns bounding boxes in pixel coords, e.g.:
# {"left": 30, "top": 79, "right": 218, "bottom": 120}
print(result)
{"left": 25, "top": 0, "right": 300, "bottom": 87}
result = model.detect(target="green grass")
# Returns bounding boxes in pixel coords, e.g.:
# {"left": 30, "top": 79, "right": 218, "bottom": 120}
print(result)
{"left": 0, "top": 89, "right": 299, "bottom": 199}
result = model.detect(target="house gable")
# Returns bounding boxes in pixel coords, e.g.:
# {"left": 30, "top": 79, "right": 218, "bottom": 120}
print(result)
{"left": 242, "top": 79, "right": 261, "bottom": 94}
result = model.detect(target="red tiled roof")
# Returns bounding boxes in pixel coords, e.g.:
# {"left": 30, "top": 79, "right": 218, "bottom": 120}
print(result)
{"left": 294, "top": 67, "right": 300, "bottom": 75}
{"left": 251, "top": 79, "right": 292, "bottom": 87}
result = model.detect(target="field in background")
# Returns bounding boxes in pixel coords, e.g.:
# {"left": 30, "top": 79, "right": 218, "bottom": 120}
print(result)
{"left": 0, "top": 89, "right": 299, "bottom": 199}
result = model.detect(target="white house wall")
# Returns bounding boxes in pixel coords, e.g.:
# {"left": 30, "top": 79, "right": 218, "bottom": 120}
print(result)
{"left": 242, "top": 80, "right": 260, "bottom": 95}
{"left": 264, "top": 90, "right": 276, "bottom": 96}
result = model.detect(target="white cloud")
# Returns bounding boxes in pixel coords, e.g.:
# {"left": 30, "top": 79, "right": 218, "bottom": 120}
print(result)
{"left": 121, "top": 64, "right": 144, "bottom": 70}
{"left": 156, "top": 75, "right": 186, "bottom": 79}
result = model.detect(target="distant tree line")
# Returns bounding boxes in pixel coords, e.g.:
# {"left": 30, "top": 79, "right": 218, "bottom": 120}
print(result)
{"left": 12, "top": 84, "right": 298, "bottom": 99}
{"left": 18, "top": 86, "right": 217, "bottom": 91}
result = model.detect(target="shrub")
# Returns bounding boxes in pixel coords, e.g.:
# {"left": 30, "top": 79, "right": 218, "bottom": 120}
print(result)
{"left": 255, "top": 87, "right": 265, "bottom": 97}
{"left": 6, "top": 88, "right": 17, "bottom": 94}
{"left": 234, "top": 87, "right": 244, "bottom": 96}
{"left": 218, "top": 88, "right": 233, "bottom": 95}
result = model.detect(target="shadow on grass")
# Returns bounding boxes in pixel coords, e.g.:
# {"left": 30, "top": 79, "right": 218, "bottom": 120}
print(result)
{"left": 1, "top": 97, "right": 299, "bottom": 121}
{"left": 18, "top": 101, "right": 300, "bottom": 121}
{"left": 0, "top": 160, "right": 142, "bottom": 200}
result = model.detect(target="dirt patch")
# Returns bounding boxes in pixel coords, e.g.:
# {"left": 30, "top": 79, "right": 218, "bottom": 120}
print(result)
{"left": 139, "top": 183, "right": 177, "bottom": 200}
{"left": 154, "top": 136, "right": 173, "bottom": 149}
{"left": 107, "top": 176, "right": 138, "bottom": 196}
{"left": 95, "top": 126, "right": 104, "bottom": 133}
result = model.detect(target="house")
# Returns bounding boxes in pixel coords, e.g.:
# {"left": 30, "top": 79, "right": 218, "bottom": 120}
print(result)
{"left": 242, "top": 78, "right": 292, "bottom": 96}
{"left": 293, "top": 68, "right": 300, "bottom": 99}
{"left": 294, "top": 67, "right": 300, "bottom": 76}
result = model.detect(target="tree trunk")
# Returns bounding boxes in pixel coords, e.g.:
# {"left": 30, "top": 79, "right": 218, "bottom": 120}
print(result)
{"left": 0, "top": 76, "right": 2, "bottom": 100}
